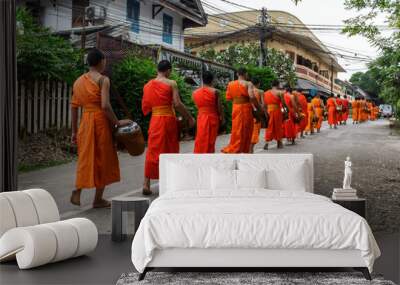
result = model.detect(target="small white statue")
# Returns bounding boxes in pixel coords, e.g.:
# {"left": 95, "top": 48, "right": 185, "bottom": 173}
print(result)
{"left": 343, "top": 156, "right": 352, "bottom": 189}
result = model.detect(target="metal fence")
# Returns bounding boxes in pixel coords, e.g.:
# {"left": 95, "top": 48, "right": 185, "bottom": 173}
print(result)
{"left": 17, "top": 80, "right": 72, "bottom": 136}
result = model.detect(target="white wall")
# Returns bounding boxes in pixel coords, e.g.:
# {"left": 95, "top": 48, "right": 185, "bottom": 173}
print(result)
{"left": 27, "top": 0, "right": 186, "bottom": 51}
{"left": 40, "top": 0, "right": 73, "bottom": 31}
{"left": 94, "top": 0, "right": 185, "bottom": 51}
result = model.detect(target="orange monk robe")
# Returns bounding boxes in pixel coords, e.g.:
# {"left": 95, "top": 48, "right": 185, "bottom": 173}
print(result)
{"left": 264, "top": 90, "right": 283, "bottom": 142}
{"left": 251, "top": 91, "right": 262, "bottom": 144}
{"left": 283, "top": 92, "right": 297, "bottom": 139}
{"left": 357, "top": 101, "right": 364, "bottom": 122}
{"left": 336, "top": 98, "right": 343, "bottom": 123}
{"left": 326, "top": 97, "right": 337, "bottom": 126}
{"left": 193, "top": 87, "right": 220, "bottom": 153}
{"left": 311, "top": 97, "right": 324, "bottom": 130}
{"left": 375, "top": 106, "right": 380, "bottom": 119}
{"left": 305, "top": 102, "right": 315, "bottom": 133}
{"left": 368, "top": 102, "right": 373, "bottom": 120}
{"left": 361, "top": 101, "right": 367, "bottom": 122}
{"left": 71, "top": 74, "right": 120, "bottom": 189}
{"left": 352, "top": 100, "right": 359, "bottom": 122}
{"left": 142, "top": 80, "right": 179, "bottom": 179}
{"left": 342, "top": 99, "right": 349, "bottom": 122}
{"left": 222, "top": 81, "right": 254, "bottom": 153}
{"left": 296, "top": 92, "right": 308, "bottom": 133}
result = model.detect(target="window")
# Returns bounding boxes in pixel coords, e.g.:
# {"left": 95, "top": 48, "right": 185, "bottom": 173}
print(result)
{"left": 127, "top": 0, "right": 140, "bottom": 33}
{"left": 163, "top": 14, "right": 173, "bottom": 44}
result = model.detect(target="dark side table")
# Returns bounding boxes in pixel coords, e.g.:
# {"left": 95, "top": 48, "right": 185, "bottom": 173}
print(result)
{"left": 111, "top": 196, "right": 150, "bottom": 242}
{"left": 332, "top": 198, "right": 366, "bottom": 219}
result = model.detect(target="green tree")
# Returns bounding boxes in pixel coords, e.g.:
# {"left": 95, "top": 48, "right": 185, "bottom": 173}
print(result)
{"left": 349, "top": 70, "right": 381, "bottom": 97}
{"left": 198, "top": 43, "right": 296, "bottom": 86}
{"left": 344, "top": 0, "right": 400, "bottom": 117}
{"left": 342, "top": 0, "right": 399, "bottom": 48}
{"left": 16, "top": 7, "right": 83, "bottom": 84}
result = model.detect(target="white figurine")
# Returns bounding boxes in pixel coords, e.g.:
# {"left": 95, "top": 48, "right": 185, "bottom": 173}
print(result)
{"left": 343, "top": 156, "right": 352, "bottom": 189}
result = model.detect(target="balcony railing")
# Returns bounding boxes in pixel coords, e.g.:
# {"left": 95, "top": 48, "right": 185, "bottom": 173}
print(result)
{"left": 295, "top": 65, "right": 343, "bottom": 94}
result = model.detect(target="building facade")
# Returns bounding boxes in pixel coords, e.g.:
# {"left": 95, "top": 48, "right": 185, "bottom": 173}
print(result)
{"left": 18, "top": 0, "right": 207, "bottom": 52}
{"left": 185, "top": 10, "right": 345, "bottom": 95}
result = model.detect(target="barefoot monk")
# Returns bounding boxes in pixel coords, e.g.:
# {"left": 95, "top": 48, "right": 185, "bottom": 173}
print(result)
{"left": 263, "top": 80, "right": 285, "bottom": 150}
{"left": 142, "top": 60, "right": 195, "bottom": 195}
{"left": 250, "top": 78, "right": 264, "bottom": 153}
{"left": 311, "top": 93, "right": 324, "bottom": 132}
{"left": 222, "top": 67, "right": 257, "bottom": 153}
{"left": 193, "top": 71, "right": 223, "bottom": 153}
{"left": 70, "top": 48, "right": 132, "bottom": 208}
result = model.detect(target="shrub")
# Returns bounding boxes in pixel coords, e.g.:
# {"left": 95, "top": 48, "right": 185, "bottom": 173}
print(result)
{"left": 16, "top": 7, "right": 83, "bottom": 84}
{"left": 247, "top": 66, "right": 277, "bottom": 91}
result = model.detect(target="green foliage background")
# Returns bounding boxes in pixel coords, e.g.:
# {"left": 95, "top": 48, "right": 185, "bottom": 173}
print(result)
{"left": 16, "top": 8, "right": 83, "bottom": 84}
{"left": 199, "top": 43, "right": 296, "bottom": 87}
{"left": 343, "top": 0, "right": 400, "bottom": 118}
{"left": 247, "top": 66, "right": 277, "bottom": 91}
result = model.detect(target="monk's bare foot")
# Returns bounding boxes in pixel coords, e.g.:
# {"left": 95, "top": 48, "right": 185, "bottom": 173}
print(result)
{"left": 277, "top": 141, "right": 284, "bottom": 149}
{"left": 263, "top": 143, "right": 268, "bottom": 150}
{"left": 291, "top": 140, "right": 296, "bottom": 145}
{"left": 93, "top": 199, "right": 111, "bottom": 209}
{"left": 142, "top": 188, "right": 153, "bottom": 196}
{"left": 70, "top": 190, "right": 81, "bottom": 206}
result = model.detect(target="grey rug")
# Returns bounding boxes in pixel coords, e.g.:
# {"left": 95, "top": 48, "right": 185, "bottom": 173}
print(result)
{"left": 117, "top": 272, "right": 396, "bottom": 285}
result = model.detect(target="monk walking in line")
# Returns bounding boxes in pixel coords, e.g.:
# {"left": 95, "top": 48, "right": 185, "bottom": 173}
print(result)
{"left": 283, "top": 87, "right": 299, "bottom": 145}
{"left": 305, "top": 96, "right": 316, "bottom": 135}
{"left": 221, "top": 67, "right": 257, "bottom": 154}
{"left": 327, "top": 93, "right": 338, "bottom": 129}
{"left": 336, "top": 95, "right": 343, "bottom": 125}
{"left": 296, "top": 89, "right": 308, "bottom": 138}
{"left": 352, "top": 97, "right": 359, "bottom": 124}
{"left": 263, "top": 79, "right": 285, "bottom": 150}
{"left": 70, "top": 48, "right": 132, "bottom": 208}
{"left": 193, "top": 71, "right": 223, "bottom": 153}
{"left": 250, "top": 78, "right": 264, "bottom": 153}
{"left": 142, "top": 60, "right": 195, "bottom": 195}
{"left": 342, "top": 95, "right": 349, "bottom": 124}
{"left": 311, "top": 93, "right": 324, "bottom": 133}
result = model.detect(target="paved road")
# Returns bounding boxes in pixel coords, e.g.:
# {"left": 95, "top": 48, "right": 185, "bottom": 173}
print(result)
{"left": 18, "top": 119, "right": 400, "bottom": 234}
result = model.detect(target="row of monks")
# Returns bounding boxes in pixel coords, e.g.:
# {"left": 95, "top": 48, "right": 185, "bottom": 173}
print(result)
{"left": 141, "top": 63, "right": 379, "bottom": 194}
{"left": 70, "top": 52, "right": 379, "bottom": 203}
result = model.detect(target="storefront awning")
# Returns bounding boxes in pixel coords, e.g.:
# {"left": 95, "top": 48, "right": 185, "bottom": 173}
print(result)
{"left": 296, "top": 78, "right": 332, "bottom": 97}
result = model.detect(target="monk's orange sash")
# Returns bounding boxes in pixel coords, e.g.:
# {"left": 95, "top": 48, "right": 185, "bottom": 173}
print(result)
{"left": 198, "top": 106, "right": 218, "bottom": 115}
{"left": 83, "top": 105, "right": 102, "bottom": 113}
{"left": 267, "top": 104, "right": 280, "bottom": 112}
{"left": 152, "top": 105, "right": 175, "bottom": 116}
{"left": 232, "top": 96, "right": 250, "bottom": 104}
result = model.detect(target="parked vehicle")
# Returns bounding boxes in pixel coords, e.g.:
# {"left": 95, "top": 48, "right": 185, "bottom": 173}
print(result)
{"left": 379, "top": 104, "right": 393, "bottom": 118}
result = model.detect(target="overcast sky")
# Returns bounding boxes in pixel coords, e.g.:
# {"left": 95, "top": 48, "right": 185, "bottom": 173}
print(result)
{"left": 203, "top": 0, "right": 386, "bottom": 80}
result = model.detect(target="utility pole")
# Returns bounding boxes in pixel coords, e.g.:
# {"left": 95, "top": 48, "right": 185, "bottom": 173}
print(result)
{"left": 259, "top": 7, "right": 268, "bottom": 67}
